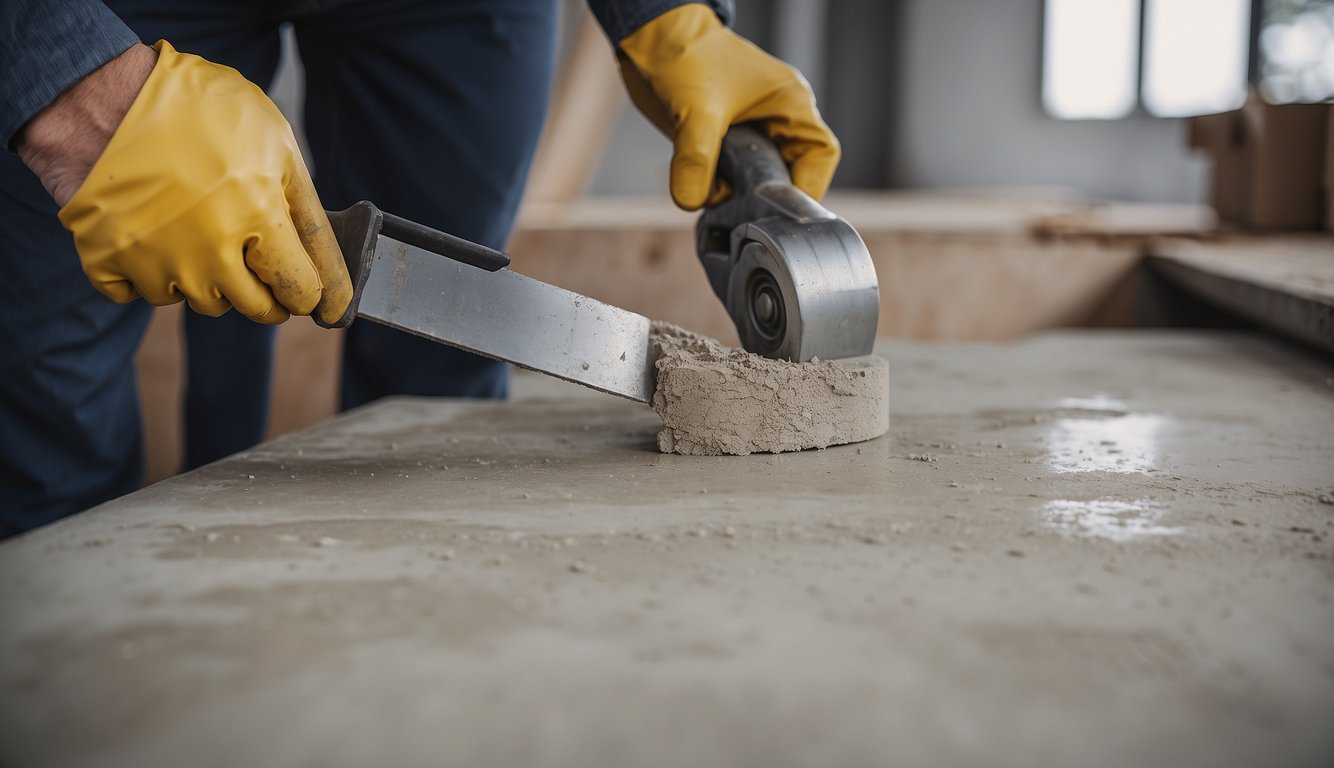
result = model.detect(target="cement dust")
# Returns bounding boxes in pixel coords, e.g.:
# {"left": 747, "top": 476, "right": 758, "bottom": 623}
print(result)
{"left": 649, "top": 323, "right": 889, "bottom": 456}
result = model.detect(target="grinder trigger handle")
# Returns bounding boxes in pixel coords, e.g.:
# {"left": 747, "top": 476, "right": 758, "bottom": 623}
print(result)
{"left": 714, "top": 124, "right": 792, "bottom": 198}
{"left": 703, "top": 125, "right": 836, "bottom": 237}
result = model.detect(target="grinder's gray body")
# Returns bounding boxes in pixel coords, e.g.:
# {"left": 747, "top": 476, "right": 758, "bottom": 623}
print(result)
{"left": 695, "top": 126, "right": 880, "bottom": 362}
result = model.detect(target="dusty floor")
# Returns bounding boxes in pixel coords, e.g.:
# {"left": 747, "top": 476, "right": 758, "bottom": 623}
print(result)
{"left": 1, "top": 331, "right": 1331, "bottom": 768}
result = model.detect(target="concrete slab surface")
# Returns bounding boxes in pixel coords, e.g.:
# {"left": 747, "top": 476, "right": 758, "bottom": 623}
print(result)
{"left": 2, "top": 331, "right": 1332, "bottom": 768}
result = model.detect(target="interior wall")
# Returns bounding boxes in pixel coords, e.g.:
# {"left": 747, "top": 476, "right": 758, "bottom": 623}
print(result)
{"left": 590, "top": 0, "right": 1210, "bottom": 203}
{"left": 587, "top": 0, "right": 835, "bottom": 198}
{"left": 271, "top": 0, "right": 1211, "bottom": 203}
{"left": 888, "top": 0, "right": 1209, "bottom": 202}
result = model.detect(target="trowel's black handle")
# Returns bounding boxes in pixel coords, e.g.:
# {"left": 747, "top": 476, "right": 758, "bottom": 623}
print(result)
{"left": 317, "top": 202, "right": 512, "bottom": 330}
{"left": 715, "top": 123, "right": 792, "bottom": 196}
{"left": 379, "top": 211, "right": 510, "bottom": 273}
{"left": 318, "top": 202, "right": 380, "bottom": 329}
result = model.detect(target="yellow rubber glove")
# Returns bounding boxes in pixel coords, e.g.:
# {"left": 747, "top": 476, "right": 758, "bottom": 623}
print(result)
{"left": 617, "top": 3, "right": 840, "bottom": 211}
{"left": 58, "top": 41, "right": 352, "bottom": 325}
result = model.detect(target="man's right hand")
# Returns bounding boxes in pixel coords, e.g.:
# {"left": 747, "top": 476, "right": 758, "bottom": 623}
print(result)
{"left": 18, "top": 40, "right": 351, "bottom": 325}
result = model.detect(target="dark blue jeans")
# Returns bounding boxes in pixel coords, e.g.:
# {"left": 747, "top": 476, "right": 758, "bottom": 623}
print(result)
{"left": 0, "top": 0, "right": 557, "bottom": 536}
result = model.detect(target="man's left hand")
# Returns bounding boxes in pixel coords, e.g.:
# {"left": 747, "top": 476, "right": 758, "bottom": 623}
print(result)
{"left": 616, "top": 3, "right": 840, "bottom": 211}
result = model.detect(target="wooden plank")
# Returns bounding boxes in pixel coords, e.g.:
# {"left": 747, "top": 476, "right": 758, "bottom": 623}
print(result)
{"left": 521, "top": 10, "right": 625, "bottom": 205}
{"left": 1030, "top": 203, "right": 1217, "bottom": 239}
{"left": 135, "top": 304, "right": 184, "bottom": 484}
{"left": 508, "top": 193, "right": 1155, "bottom": 343}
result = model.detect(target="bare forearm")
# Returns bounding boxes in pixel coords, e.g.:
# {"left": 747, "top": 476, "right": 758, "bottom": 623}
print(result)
{"left": 16, "top": 43, "right": 156, "bottom": 207}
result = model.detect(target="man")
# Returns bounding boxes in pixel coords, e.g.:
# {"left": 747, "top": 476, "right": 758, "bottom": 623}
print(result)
{"left": 0, "top": 0, "right": 839, "bottom": 536}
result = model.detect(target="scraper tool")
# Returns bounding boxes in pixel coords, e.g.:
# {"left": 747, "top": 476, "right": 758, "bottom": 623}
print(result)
{"left": 316, "top": 202, "right": 658, "bottom": 403}
{"left": 316, "top": 127, "right": 880, "bottom": 401}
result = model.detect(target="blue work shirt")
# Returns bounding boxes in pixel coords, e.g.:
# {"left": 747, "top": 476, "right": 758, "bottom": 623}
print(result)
{"left": 0, "top": 0, "right": 734, "bottom": 149}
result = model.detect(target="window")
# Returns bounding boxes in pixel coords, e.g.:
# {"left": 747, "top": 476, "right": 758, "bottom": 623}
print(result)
{"left": 1142, "top": 0, "right": 1251, "bottom": 116}
{"left": 1043, "top": 0, "right": 1253, "bottom": 119}
{"left": 1043, "top": 0, "right": 1141, "bottom": 119}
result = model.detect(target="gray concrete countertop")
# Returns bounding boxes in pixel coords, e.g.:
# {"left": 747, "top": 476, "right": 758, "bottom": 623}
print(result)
{"left": 2, "top": 331, "right": 1331, "bottom": 768}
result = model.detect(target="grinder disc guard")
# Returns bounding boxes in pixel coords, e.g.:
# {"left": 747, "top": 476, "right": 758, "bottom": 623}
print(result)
{"left": 696, "top": 126, "right": 879, "bottom": 362}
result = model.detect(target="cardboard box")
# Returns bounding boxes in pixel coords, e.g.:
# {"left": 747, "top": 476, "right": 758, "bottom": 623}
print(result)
{"left": 1188, "top": 95, "right": 1330, "bottom": 231}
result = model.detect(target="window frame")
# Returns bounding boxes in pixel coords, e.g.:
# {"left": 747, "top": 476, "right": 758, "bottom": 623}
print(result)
{"left": 1041, "top": 0, "right": 1264, "bottom": 121}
